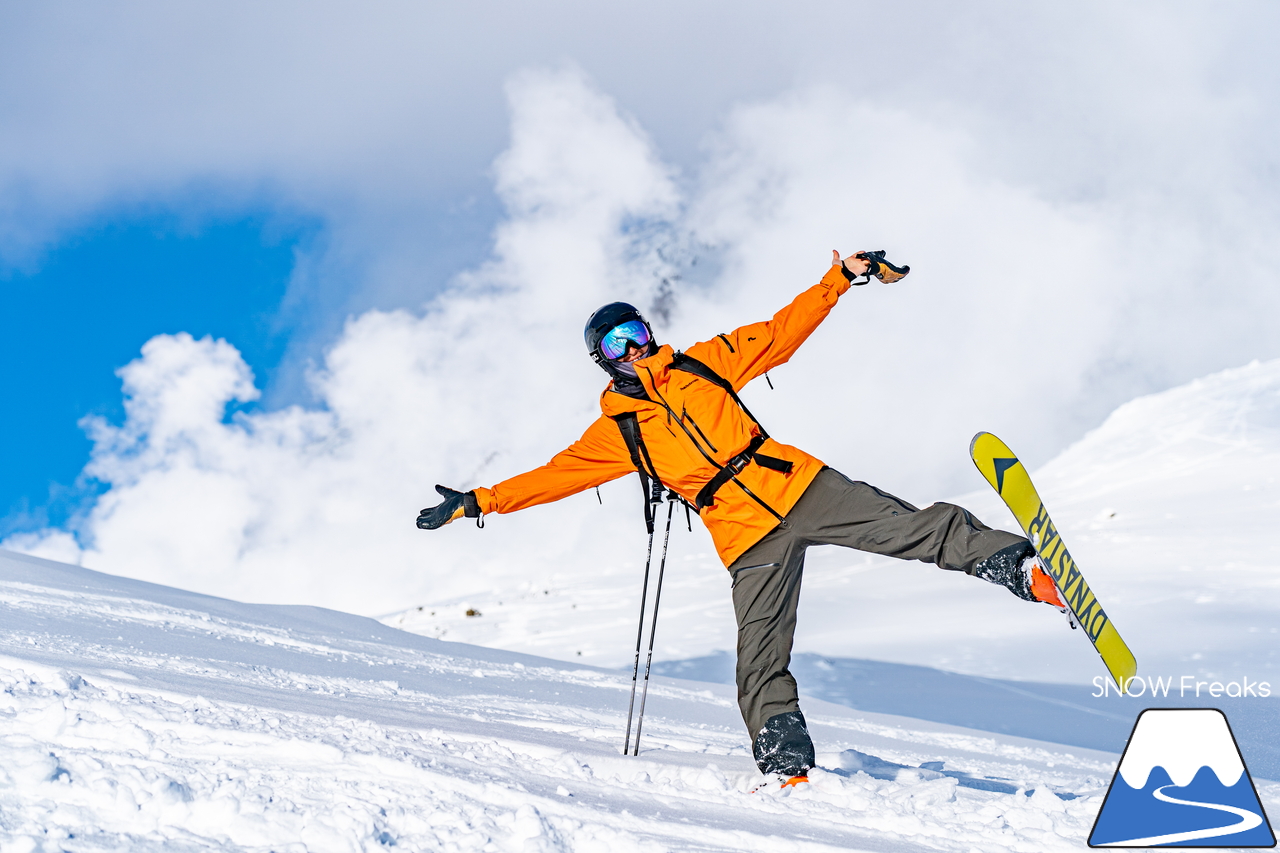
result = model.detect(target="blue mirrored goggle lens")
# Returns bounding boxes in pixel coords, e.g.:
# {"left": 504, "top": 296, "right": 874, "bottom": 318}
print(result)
{"left": 599, "top": 320, "right": 651, "bottom": 360}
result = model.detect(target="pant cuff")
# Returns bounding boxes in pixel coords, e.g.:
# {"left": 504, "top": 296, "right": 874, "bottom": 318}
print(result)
{"left": 752, "top": 711, "right": 816, "bottom": 776}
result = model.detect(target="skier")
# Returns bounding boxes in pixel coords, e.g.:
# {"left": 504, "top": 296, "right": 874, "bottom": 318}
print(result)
{"left": 417, "top": 250, "right": 1067, "bottom": 786}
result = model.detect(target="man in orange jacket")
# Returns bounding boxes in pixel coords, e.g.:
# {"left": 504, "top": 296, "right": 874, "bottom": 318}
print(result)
{"left": 418, "top": 250, "right": 1067, "bottom": 783}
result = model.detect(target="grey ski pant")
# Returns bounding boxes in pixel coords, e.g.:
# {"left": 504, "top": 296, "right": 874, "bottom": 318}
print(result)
{"left": 729, "top": 467, "right": 1025, "bottom": 743}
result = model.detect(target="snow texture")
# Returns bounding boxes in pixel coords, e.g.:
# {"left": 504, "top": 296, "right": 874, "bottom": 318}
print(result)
{"left": 5, "top": 547, "right": 1242, "bottom": 852}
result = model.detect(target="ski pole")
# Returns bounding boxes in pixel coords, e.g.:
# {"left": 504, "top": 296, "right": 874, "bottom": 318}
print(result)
{"left": 632, "top": 492, "right": 676, "bottom": 756}
{"left": 623, "top": 478, "right": 664, "bottom": 754}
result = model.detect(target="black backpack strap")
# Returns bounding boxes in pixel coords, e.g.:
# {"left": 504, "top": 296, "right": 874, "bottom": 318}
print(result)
{"left": 694, "top": 433, "right": 766, "bottom": 509}
{"left": 670, "top": 353, "right": 768, "bottom": 439}
{"left": 612, "top": 412, "right": 663, "bottom": 534}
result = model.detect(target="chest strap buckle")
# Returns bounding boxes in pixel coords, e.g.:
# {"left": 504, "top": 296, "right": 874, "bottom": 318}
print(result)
{"left": 695, "top": 435, "right": 793, "bottom": 509}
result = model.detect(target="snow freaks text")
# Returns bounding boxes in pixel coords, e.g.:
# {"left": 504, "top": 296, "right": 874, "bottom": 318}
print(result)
{"left": 1093, "top": 675, "right": 1272, "bottom": 698}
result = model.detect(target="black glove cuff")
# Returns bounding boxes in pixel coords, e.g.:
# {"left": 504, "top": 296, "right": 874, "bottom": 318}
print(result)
{"left": 839, "top": 261, "right": 858, "bottom": 282}
{"left": 462, "top": 491, "right": 480, "bottom": 518}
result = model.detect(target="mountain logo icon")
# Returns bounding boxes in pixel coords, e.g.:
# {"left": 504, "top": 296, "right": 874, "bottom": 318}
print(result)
{"left": 1089, "top": 708, "right": 1276, "bottom": 848}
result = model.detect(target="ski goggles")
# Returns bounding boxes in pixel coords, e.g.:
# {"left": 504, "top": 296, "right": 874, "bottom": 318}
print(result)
{"left": 598, "top": 320, "right": 651, "bottom": 360}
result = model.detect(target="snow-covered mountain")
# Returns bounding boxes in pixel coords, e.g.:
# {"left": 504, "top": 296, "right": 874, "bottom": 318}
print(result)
{"left": 387, "top": 358, "right": 1280, "bottom": 688}
{"left": 0, "top": 547, "right": 1201, "bottom": 851}
{"left": 1117, "top": 709, "right": 1245, "bottom": 789}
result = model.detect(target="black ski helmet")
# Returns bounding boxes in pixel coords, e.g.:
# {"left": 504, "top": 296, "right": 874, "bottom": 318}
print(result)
{"left": 584, "top": 301, "right": 656, "bottom": 371}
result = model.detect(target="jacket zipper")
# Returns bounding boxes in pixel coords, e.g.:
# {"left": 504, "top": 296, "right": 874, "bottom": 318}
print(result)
{"left": 643, "top": 365, "right": 786, "bottom": 524}
{"left": 682, "top": 405, "right": 718, "bottom": 453}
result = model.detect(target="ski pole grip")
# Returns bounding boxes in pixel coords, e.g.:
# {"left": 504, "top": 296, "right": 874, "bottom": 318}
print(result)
{"left": 855, "top": 250, "right": 910, "bottom": 284}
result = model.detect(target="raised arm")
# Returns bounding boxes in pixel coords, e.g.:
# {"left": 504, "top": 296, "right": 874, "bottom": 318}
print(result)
{"left": 688, "top": 251, "right": 869, "bottom": 390}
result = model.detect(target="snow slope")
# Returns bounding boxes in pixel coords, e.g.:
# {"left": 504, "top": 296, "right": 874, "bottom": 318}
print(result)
{"left": 0, "top": 547, "right": 1222, "bottom": 852}
{"left": 386, "top": 358, "right": 1280, "bottom": 689}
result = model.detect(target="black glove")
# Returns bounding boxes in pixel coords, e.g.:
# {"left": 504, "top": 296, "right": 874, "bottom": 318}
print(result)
{"left": 416, "top": 485, "right": 481, "bottom": 530}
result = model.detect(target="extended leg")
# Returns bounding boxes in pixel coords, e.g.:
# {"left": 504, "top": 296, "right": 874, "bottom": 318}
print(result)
{"left": 793, "top": 468, "right": 1028, "bottom": 575}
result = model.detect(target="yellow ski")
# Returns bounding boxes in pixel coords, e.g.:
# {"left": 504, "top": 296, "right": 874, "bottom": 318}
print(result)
{"left": 970, "top": 432, "right": 1138, "bottom": 692}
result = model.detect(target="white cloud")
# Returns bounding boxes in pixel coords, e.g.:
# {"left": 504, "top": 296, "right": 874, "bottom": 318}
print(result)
{"left": 671, "top": 91, "right": 1129, "bottom": 492}
{"left": 5, "top": 3, "right": 1278, "bottom": 390}
{"left": 7, "top": 69, "right": 686, "bottom": 617}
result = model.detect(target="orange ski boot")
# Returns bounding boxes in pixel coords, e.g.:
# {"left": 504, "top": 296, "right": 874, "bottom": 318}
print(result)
{"left": 1024, "top": 556, "right": 1079, "bottom": 628}
{"left": 1026, "top": 557, "right": 1066, "bottom": 608}
{"left": 751, "top": 774, "right": 810, "bottom": 793}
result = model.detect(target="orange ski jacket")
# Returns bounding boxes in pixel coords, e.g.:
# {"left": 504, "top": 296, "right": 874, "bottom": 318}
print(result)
{"left": 472, "top": 263, "right": 854, "bottom": 567}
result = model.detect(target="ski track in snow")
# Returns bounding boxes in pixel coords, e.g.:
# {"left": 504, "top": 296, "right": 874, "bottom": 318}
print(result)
{"left": 0, "top": 551, "right": 1220, "bottom": 852}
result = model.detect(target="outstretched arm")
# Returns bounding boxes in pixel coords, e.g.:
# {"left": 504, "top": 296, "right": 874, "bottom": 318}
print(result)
{"left": 417, "top": 416, "right": 634, "bottom": 529}
{"left": 689, "top": 251, "right": 871, "bottom": 390}
{"left": 471, "top": 415, "right": 635, "bottom": 515}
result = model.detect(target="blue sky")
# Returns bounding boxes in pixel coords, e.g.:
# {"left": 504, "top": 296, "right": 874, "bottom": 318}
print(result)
{"left": 1, "top": 216, "right": 303, "bottom": 533}
{"left": 0, "top": 197, "right": 502, "bottom": 538}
